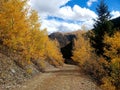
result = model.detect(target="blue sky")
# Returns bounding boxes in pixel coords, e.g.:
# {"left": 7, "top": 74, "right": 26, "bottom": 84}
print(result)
{"left": 29, "top": 0, "right": 120, "bottom": 33}
{"left": 66, "top": 0, "right": 120, "bottom": 11}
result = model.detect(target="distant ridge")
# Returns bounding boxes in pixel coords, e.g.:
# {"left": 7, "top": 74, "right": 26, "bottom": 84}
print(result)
{"left": 111, "top": 16, "right": 120, "bottom": 29}
{"left": 49, "top": 32, "right": 76, "bottom": 48}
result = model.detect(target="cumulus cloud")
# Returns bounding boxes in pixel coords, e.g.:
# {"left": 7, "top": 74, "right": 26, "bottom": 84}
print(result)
{"left": 82, "top": 19, "right": 95, "bottom": 30}
{"left": 87, "top": 0, "right": 97, "bottom": 7}
{"left": 29, "top": 0, "right": 97, "bottom": 33}
{"left": 41, "top": 19, "right": 82, "bottom": 33}
{"left": 29, "top": 0, "right": 70, "bottom": 18}
{"left": 111, "top": 11, "right": 120, "bottom": 19}
{"left": 41, "top": 18, "right": 95, "bottom": 33}
{"left": 73, "top": 5, "right": 97, "bottom": 21}
{"left": 57, "top": 5, "right": 97, "bottom": 21}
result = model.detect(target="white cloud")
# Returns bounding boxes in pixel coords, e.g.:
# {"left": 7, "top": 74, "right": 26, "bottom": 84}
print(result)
{"left": 58, "top": 5, "right": 97, "bottom": 21}
{"left": 111, "top": 11, "right": 120, "bottom": 19}
{"left": 82, "top": 19, "right": 95, "bottom": 30}
{"left": 41, "top": 19, "right": 82, "bottom": 33}
{"left": 29, "top": 0, "right": 97, "bottom": 33}
{"left": 59, "top": 6, "right": 75, "bottom": 20}
{"left": 73, "top": 5, "right": 97, "bottom": 21}
{"left": 41, "top": 19, "right": 96, "bottom": 33}
{"left": 29, "top": 0, "right": 70, "bottom": 18}
{"left": 87, "top": 0, "right": 97, "bottom": 7}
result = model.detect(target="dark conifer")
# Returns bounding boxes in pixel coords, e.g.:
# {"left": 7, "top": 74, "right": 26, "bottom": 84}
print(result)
{"left": 91, "top": 0, "right": 113, "bottom": 56}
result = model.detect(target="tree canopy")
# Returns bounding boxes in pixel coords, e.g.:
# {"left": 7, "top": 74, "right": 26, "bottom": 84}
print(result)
{"left": 91, "top": 0, "right": 113, "bottom": 56}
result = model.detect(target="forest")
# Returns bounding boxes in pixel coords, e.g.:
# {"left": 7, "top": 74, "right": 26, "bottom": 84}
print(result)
{"left": 0, "top": 0, "right": 120, "bottom": 90}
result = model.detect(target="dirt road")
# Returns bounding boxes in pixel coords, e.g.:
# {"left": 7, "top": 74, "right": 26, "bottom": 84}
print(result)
{"left": 12, "top": 64, "right": 101, "bottom": 90}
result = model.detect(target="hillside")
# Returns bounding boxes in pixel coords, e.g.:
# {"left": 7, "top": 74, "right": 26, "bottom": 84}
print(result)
{"left": 0, "top": 0, "right": 120, "bottom": 90}
{"left": 111, "top": 16, "right": 120, "bottom": 29}
{"left": 0, "top": 45, "right": 46, "bottom": 89}
{"left": 49, "top": 32, "right": 76, "bottom": 48}
{"left": 0, "top": 45, "right": 101, "bottom": 90}
{"left": 49, "top": 32, "right": 76, "bottom": 64}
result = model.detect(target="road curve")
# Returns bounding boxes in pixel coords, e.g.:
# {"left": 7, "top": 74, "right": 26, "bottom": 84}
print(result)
{"left": 12, "top": 64, "right": 101, "bottom": 90}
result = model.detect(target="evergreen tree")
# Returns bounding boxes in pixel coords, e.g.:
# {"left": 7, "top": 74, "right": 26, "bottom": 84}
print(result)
{"left": 91, "top": 0, "right": 113, "bottom": 56}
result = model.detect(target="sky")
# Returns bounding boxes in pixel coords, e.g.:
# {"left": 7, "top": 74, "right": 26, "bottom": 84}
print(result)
{"left": 29, "top": 0, "right": 120, "bottom": 33}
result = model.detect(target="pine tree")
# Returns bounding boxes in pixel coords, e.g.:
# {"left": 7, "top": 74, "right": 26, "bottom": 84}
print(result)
{"left": 91, "top": 0, "right": 113, "bottom": 56}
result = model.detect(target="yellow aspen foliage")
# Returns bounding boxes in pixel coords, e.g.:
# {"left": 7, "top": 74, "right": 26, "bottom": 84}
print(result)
{"left": 72, "top": 30, "right": 92, "bottom": 65}
{"left": 45, "top": 39, "right": 64, "bottom": 66}
{"left": 22, "top": 10, "right": 48, "bottom": 60}
{"left": 29, "top": 10, "right": 41, "bottom": 31}
{"left": 0, "top": 0, "right": 63, "bottom": 67}
{"left": 28, "top": 30, "right": 48, "bottom": 59}
{"left": 104, "top": 31, "right": 120, "bottom": 60}
{"left": 101, "top": 77, "right": 116, "bottom": 90}
{"left": 104, "top": 31, "right": 120, "bottom": 90}
{"left": 0, "top": 0, "right": 29, "bottom": 50}
{"left": 104, "top": 31, "right": 120, "bottom": 65}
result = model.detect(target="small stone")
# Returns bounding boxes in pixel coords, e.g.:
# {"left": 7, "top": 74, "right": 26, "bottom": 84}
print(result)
{"left": 11, "top": 69, "right": 16, "bottom": 73}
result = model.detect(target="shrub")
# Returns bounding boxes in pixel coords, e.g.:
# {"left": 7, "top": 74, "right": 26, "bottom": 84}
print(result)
{"left": 45, "top": 39, "right": 64, "bottom": 67}
{"left": 104, "top": 31, "right": 120, "bottom": 90}
{"left": 72, "top": 30, "right": 92, "bottom": 66}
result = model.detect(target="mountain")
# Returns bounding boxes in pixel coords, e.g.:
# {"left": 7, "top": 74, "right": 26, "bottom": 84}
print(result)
{"left": 49, "top": 32, "right": 76, "bottom": 64}
{"left": 49, "top": 32, "right": 76, "bottom": 48}
{"left": 49, "top": 32, "right": 69, "bottom": 48}
{"left": 111, "top": 16, "right": 120, "bottom": 29}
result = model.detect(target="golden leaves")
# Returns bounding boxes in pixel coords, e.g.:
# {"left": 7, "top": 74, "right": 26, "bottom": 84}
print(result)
{"left": 0, "top": 0, "right": 64, "bottom": 66}
{"left": 45, "top": 39, "right": 64, "bottom": 66}
{"left": 72, "top": 30, "right": 92, "bottom": 65}
{"left": 104, "top": 31, "right": 120, "bottom": 61}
